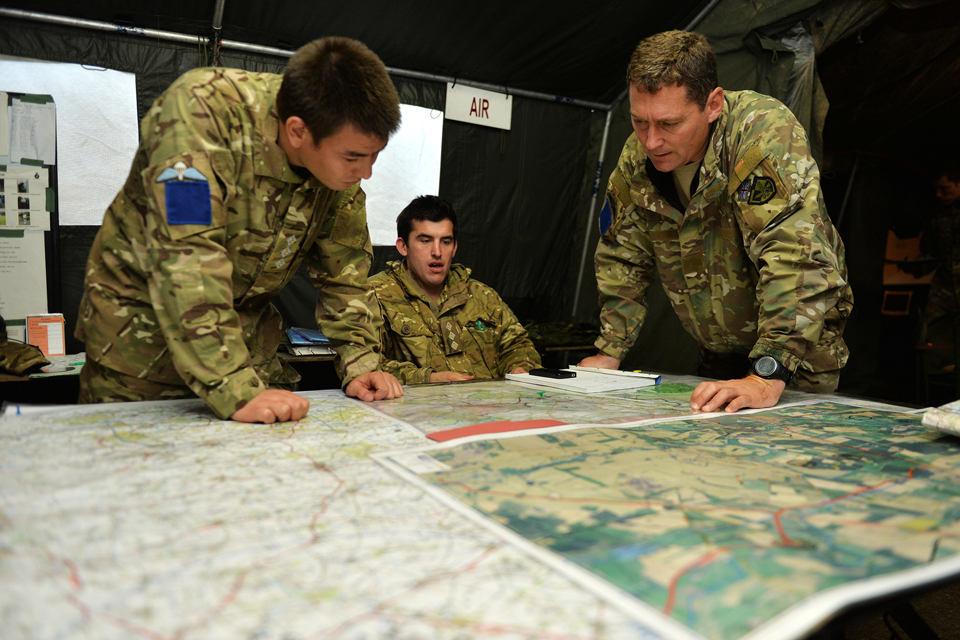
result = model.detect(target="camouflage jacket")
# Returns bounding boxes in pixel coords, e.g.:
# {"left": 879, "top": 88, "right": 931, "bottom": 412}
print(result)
{"left": 76, "top": 68, "right": 382, "bottom": 419}
{"left": 595, "top": 90, "right": 852, "bottom": 375}
{"left": 921, "top": 201, "right": 960, "bottom": 299}
{"left": 371, "top": 261, "right": 541, "bottom": 383}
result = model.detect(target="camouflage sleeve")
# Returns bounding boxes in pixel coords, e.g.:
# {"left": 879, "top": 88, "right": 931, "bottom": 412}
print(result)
{"left": 138, "top": 84, "right": 266, "bottom": 420}
{"left": 306, "top": 185, "right": 383, "bottom": 387}
{"left": 727, "top": 103, "right": 851, "bottom": 371}
{"left": 594, "top": 137, "right": 658, "bottom": 360}
{"left": 492, "top": 294, "right": 542, "bottom": 375}
{"left": 374, "top": 315, "right": 434, "bottom": 384}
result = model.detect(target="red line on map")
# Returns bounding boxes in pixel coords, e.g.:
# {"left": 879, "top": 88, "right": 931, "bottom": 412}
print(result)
{"left": 773, "top": 418, "right": 960, "bottom": 478}
{"left": 663, "top": 547, "right": 728, "bottom": 615}
{"left": 772, "top": 468, "right": 917, "bottom": 546}
{"left": 311, "top": 545, "right": 504, "bottom": 639}
{"left": 63, "top": 558, "right": 83, "bottom": 590}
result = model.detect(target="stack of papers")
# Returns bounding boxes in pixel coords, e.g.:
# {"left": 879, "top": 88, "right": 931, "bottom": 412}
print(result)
{"left": 921, "top": 399, "right": 960, "bottom": 437}
{"left": 506, "top": 367, "right": 659, "bottom": 394}
{"left": 284, "top": 327, "right": 335, "bottom": 356}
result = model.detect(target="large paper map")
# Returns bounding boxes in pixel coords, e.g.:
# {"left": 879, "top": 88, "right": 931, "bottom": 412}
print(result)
{"left": 379, "top": 401, "right": 960, "bottom": 640}
{"left": 0, "top": 391, "right": 656, "bottom": 640}
{"left": 370, "top": 378, "right": 807, "bottom": 435}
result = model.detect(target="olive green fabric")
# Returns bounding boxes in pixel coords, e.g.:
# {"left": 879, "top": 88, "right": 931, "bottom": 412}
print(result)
{"left": 372, "top": 261, "right": 541, "bottom": 384}
{"left": 76, "top": 68, "right": 383, "bottom": 419}
{"left": 594, "top": 90, "right": 852, "bottom": 380}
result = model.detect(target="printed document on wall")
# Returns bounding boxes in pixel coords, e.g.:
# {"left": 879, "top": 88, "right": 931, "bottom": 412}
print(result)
{"left": 0, "top": 230, "right": 46, "bottom": 342}
{"left": 0, "top": 166, "right": 50, "bottom": 231}
{"left": 10, "top": 97, "right": 56, "bottom": 165}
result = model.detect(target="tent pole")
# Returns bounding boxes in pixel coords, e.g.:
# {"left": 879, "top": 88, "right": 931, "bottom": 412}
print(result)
{"left": 210, "top": 0, "right": 226, "bottom": 66}
{"left": 0, "top": 7, "right": 608, "bottom": 111}
{"left": 836, "top": 151, "right": 860, "bottom": 231}
{"left": 570, "top": 108, "right": 614, "bottom": 318}
{"left": 571, "top": 0, "right": 731, "bottom": 319}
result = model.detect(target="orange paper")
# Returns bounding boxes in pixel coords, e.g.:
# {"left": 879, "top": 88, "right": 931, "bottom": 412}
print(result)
{"left": 26, "top": 314, "right": 65, "bottom": 357}
{"left": 428, "top": 419, "right": 566, "bottom": 442}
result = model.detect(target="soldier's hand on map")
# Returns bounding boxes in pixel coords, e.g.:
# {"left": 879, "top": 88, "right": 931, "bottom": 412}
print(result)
{"left": 509, "top": 367, "right": 528, "bottom": 374}
{"left": 430, "top": 371, "right": 476, "bottom": 382}
{"left": 690, "top": 375, "right": 786, "bottom": 413}
{"left": 231, "top": 389, "right": 311, "bottom": 424}
{"left": 577, "top": 353, "right": 622, "bottom": 369}
{"left": 346, "top": 371, "right": 404, "bottom": 401}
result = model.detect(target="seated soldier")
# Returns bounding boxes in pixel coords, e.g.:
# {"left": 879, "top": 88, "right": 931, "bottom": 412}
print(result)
{"left": 372, "top": 196, "right": 541, "bottom": 383}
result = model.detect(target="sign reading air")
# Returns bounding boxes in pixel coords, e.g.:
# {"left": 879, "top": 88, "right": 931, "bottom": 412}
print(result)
{"left": 444, "top": 83, "right": 512, "bottom": 130}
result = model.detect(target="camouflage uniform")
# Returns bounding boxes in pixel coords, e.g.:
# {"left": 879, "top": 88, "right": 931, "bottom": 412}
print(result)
{"left": 920, "top": 200, "right": 960, "bottom": 393}
{"left": 921, "top": 200, "right": 960, "bottom": 320}
{"left": 371, "top": 261, "right": 541, "bottom": 384}
{"left": 595, "top": 90, "right": 852, "bottom": 392}
{"left": 76, "top": 68, "right": 382, "bottom": 419}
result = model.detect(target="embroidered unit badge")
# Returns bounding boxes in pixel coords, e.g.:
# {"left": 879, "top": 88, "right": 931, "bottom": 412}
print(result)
{"left": 157, "top": 161, "right": 212, "bottom": 225}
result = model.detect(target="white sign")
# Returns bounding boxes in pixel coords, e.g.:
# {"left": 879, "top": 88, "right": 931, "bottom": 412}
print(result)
{"left": 444, "top": 82, "right": 512, "bottom": 131}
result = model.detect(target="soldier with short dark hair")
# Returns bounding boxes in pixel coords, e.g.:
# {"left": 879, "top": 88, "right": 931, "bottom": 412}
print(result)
{"left": 580, "top": 30, "right": 853, "bottom": 412}
{"left": 76, "top": 36, "right": 404, "bottom": 423}
{"left": 371, "top": 196, "right": 541, "bottom": 383}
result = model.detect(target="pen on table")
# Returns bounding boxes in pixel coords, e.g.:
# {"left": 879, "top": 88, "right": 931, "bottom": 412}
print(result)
{"left": 568, "top": 366, "right": 661, "bottom": 381}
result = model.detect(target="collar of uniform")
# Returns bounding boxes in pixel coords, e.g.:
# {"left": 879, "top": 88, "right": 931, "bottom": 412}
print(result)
{"left": 698, "top": 94, "right": 731, "bottom": 202}
{"left": 257, "top": 96, "right": 325, "bottom": 188}
{"left": 626, "top": 135, "right": 682, "bottom": 224}
{"left": 390, "top": 260, "right": 472, "bottom": 306}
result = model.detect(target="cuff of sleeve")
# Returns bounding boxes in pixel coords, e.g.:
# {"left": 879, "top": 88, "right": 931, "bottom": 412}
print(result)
{"left": 203, "top": 368, "right": 267, "bottom": 420}
{"left": 406, "top": 367, "right": 433, "bottom": 385}
{"left": 595, "top": 335, "right": 629, "bottom": 361}
{"left": 749, "top": 342, "right": 801, "bottom": 373}
{"left": 337, "top": 346, "right": 380, "bottom": 388}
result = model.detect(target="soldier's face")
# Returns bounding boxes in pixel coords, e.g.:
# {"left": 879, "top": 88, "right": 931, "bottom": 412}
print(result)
{"left": 629, "top": 84, "right": 723, "bottom": 174}
{"left": 396, "top": 218, "right": 458, "bottom": 299}
{"left": 284, "top": 120, "right": 386, "bottom": 190}
{"left": 935, "top": 176, "right": 960, "bottom": 206}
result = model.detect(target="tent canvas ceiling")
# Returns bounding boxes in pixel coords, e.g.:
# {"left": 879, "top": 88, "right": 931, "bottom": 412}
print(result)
{"left": 0, "top": 0, "right": 714, "bottom": 104}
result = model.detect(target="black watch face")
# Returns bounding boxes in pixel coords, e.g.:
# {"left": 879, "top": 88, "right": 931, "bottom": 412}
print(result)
{"left": 754, "top": 356, "right": 778, "bottom": 377}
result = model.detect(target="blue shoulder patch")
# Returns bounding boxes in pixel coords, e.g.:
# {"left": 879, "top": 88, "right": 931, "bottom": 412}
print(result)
{"left": 599, "top": 196, "right": 613, "bottom": 236}
{"left": 166, "top": 181, "right": 212, "bottom": 225}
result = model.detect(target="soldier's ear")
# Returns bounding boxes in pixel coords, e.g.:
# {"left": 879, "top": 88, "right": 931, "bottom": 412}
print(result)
{"left": 705, "top": 87, "right": 724, "bottom": 123}
{"left": 283, "top": 116, "right": 309, "bottom": 149}
{"left": 396, "top": 237, "right": 408, "bottom": 257}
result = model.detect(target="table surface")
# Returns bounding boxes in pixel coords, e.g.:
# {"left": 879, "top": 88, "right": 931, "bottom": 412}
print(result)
{"left": 2, "top": 374, "right": 959, "bottom": 640}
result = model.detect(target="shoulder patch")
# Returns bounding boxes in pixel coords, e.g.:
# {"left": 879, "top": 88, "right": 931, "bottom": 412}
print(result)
{"left": 737, "top": 176, "right": 777, "bottom": 205}
{"left": 599, "top": 196, "right": 613, "bottom": 235}
{"left": 159, "top": 161, "right": 212, "bottom": 225}
{"left": 165, "top": 182, "right": 212, "bottom": 225}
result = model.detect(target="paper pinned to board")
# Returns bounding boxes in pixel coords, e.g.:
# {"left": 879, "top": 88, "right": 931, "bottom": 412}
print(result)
{"left": 11, "top": 96, "right": 56, "bottom": 165}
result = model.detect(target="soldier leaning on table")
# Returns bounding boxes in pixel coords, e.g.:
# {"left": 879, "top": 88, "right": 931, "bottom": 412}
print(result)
{"left": 76, "top": 37, "right": 404, "bottom": 423}
{"left": 579, "top": 30, "right": 853, "bottom": 413}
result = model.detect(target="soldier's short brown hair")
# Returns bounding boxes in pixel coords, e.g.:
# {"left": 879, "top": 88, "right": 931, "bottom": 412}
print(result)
{"left": 397, "top": 196, "right": 458, "bottom": 245}
{"left": 277, "top": 37, "right": 401, "bottom": 143}
{"left": 627, "top": 30, "right": 718, "bottom": 110}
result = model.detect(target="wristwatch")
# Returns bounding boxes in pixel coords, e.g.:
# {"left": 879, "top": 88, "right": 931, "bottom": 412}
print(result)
{"left": 750, "top": 356, "right": 793, "bottom": 384}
